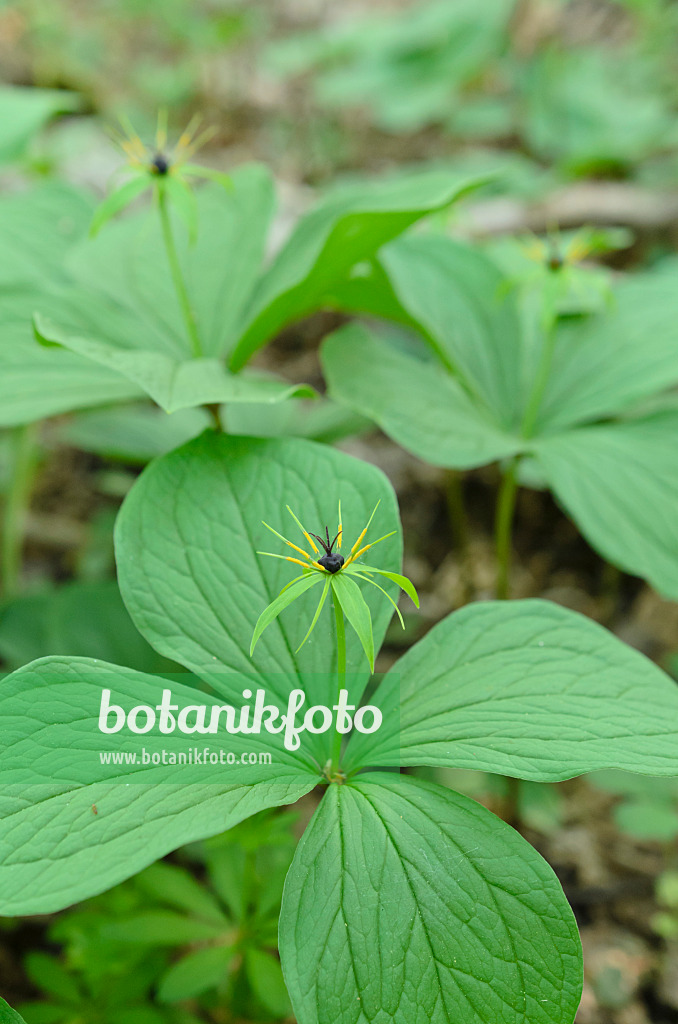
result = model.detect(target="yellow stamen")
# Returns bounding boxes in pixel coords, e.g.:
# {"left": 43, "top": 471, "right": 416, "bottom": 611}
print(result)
{"left": 347, "top": 500, "right": 381, "bottom": 558}
{"left": 117, "top": 115, "right": 147, "bottom": 161}
{"left": 336, "top": 500, "right": 342, "bottom": 550}
{"left": 567, "top": 237, "right": 592, "bottom": 263}
{"left": 286, "top": 506, "right": 319, "bottom": 554}
{"left": 286, "top": 556, "right": 311, "bottom": 568}
{"left": 262, "top": 521, "right": 313, "bottom": 561}
{"left": 156, "top": 108, "right": 168, "bottom": 153}
{"left": 177, "top": 113, "right": 202, "bottom": 152}
{"left": 312, "top": 561, "right": 326, "bottom": 571}
{"left": 522, "top": 237, "right": 546, "bottom": 264}
{"left": 344, "top": 530, "right": 396, "bottom": 567}
{"left": 179, "top": 125, "right": 217, "bottom": 163}
{"left": 121, "top": 140, "right": 144, "bottom": 165}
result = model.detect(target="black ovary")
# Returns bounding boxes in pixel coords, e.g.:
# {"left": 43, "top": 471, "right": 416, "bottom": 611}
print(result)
{"left": 151, "top": 154, "right": 170, "bottom": 175}
{"left": 318, "top": 553, "right": 345, "bottom": 573}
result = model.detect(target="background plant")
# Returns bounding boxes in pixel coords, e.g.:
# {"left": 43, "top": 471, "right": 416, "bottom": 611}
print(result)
{"left": 321, "top": 233, "right": 678, "bottom": 598}
{"left": 10, "top": 810, "right": 296, "bottom": 1022}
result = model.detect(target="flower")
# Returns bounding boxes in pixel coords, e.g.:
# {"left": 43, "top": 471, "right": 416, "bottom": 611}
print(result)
{"left": 90, "top": 110, "right": 229, "bottom": 238}
{"left": 250, "top": 502, "right": 418, "bottom": 669}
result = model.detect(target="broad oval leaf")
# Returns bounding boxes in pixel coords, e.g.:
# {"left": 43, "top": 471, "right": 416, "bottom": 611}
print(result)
{"left": 322, "top": 324, "right": 521, "bottom": 469}
{"left": 380, "top": 235, "right": 524, "bottom": 426}
{"left": 538, "top": 266, "right": 678, "bottom": 432}
{"left": 0, "top": 657, "right": 316, "bottom": 915}
{"left": 115, "top": 431, "right": 401, "bottom": 709}
{"left": 35, "top": 313, "right": 315, "bottom": 414}
{"left": 0, "top": 184, "right": 144, "bottom": 426}
{"left": 0, "top": 85, "right": 78, "bottom": 164}
{"left": 535, "top": 413, "right": 678, "bottom": 599}
{"left": 345, "top": 599, "right": 678, "bottom": 780}
{"left": 280, "top": 773, "right": 582, "bottom": 1024}
{"left": 0, "top": 998, "right": 26, "bottom": 1024}
{"left": 68, "top": 167, "right": 275, "bottom": 360}
{"left": 230, "top": 171, "right": 483, "bottom": 371}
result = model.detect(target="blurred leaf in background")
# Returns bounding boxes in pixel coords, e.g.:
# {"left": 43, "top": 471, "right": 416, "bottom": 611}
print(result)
{"left": 0, "top": 85, "right": 79, "bottom": 165}
{"left": 0, "top": 580, "right": 178, "bottom": 673}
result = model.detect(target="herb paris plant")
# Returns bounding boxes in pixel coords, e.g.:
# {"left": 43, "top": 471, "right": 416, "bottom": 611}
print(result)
{"left": 27, "top": 151, "right": 482, "bottom": 423}
{"left": 322, "top": 234, "right": 678, "bottom": 597}
{"left": 2, "top": 434, "right": 678, "bottom": 1022}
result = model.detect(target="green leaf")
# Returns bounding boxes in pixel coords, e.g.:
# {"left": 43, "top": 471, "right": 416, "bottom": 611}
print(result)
{"left": 614, "top": 800, "right": 678, "bottom": 842}
{"left": 58, "top": 404, "right": 208, "bottom": 464}
{"left": 225, "top": 394, "right": 370, "bottom": 444}
{"left": 251, "top": 574, "right": 325, "bottom": 656}
{"left": 345, "top": 599, "right": 678, "bottom": 781}
{"left": 322, "top": 257, "right": 422, "bottom": 328}
{"left": 538, "top": 267, "right": 678, "bottom": 432}
{"left": 12, "top": 1004, "right": 61, "bottom": 1024}
{"left": 330, "top": 573, "right": 374, "bottom": 671}
{"left": 162, "top": 175, "right": 199, "bottom": 244}
{"left": 0, "top": 182, "right": 92, "bottom": 283}
{"left": 24, "top": 952, "right": 81, "bottom": 1004}
{"left": 115, "top": 432, "right": 402, "bottom": 714}
{"left": 349, "top": 564, "right": 419, "bottom": 608}
{"left": 322, "top": 324, "right": 522, "bottom": 468}
{"left": 245, "top": 948, "right": 292, "bottom": 1018}
{"left": 0, "top": 322, "right": 142, "bottom": 425}
{"left": 90, "top": 175, "right": 151, "bottom": 237}
{"left": 103, "top": 912, "right": 227, "bottom": 946}
{"left": 535, "top": 412, "right": 678, "bottom": 599}
{"left": 158, "top": 946, "right": 230, "bottom": 1003}
{"left": 0, "top": 657, "right": 316, "bottom": 915}
{"left": 280, "top": 773, "right": 582, "bottom": 1024}
{"left": 0, "top": 86, "right": 79, "bottom": 164}
{"left": 4, "top": 170, "right": 272, "bottom": 423}
{"left": 0, "top": 184, "right": 145, "bottom": 426}
{"left": 206, "top": 846, "right": 247, "bottom": 921}
{"left": 380, "top": 235, "right": 524, "bottom": 426}
{"left": 0, "top": 998, "right": 28, "bottom": 1024}
{"left": 135, "top": 861, "right": 227, "bottom": 924}
{"left": 0, "top": 580, "right": 175, "bottom": 673}
{"left": 35, "top": 313, "right": 315, "bottom": 414}
{"left": 523, "top": 47, "right": 674, "bottom": 168}
{"left": 67, "top": 167, "right": 275, "bottom": 359}
{"left": 229, "top": 171, "right": 483, "bottom": 371}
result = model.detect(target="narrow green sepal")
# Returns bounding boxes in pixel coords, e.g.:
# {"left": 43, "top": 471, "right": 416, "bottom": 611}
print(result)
{"left": 250, "top": 574, "right": 323, "bottom": 656}
{"left": 349, "top": 564, "right": 419, "bottom": 608}
{"left": 90, "top": 173, "right": 150, "bottom": 236}
{"left": 331, "top": 573, "right": 374, "bottom": 672}
{"left": 296, "top": 575, "right": 332, "bottom": 653}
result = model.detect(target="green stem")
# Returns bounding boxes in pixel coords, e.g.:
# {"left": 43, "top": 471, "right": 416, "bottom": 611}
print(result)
{"left": 520, "top": 275, "right": 561, "bottom": 441}
{"left": 2, "top": 423, "right": 39, "bottom": 600}
{"left": 493, "top": 280, "right": 561, "bottom": 599}
{"left": 330, "top": 592, "right": 346, "bottom": 774}
{"left": 495, "top": 458, "right": 519, "bottom": 600}
{"left": 157, "top": 185, "right": 202, "bottom": 358}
